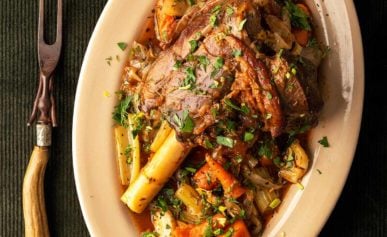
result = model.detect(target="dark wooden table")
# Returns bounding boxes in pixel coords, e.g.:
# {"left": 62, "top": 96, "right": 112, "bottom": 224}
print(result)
{"left": 1, "top": 0, "right": 386, "bottom": 236}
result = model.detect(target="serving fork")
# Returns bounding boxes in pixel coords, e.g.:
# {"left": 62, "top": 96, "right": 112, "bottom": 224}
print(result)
{"left": 23, "top": 0, "right": 62, "bottom": 236}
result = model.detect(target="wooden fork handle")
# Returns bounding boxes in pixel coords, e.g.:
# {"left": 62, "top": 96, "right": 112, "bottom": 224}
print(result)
{"left": 23, "top": 146, "right": 50, "bottom": 237}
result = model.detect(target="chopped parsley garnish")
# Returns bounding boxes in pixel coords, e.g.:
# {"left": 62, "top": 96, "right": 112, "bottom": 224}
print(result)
{"left": 216, "top": 136, "right": 235, "bottom": 148}
{"left": 131, "top": 113, "right": 145, "bottom": 138}
{"left": 141, "top": 232, "right": 159, "bottom": 237}
{"left": 224, "top": 99, "right": 249, "bottom": 114}
{"left": 187, "top": 0, "right": 195, "bottom": 6}
{"left": 232, "top": 50, "right": 243, "bottom": 57}
{"left": 204, "top": 139, "right": 214, "bottom": 149}
{"left": 185, "top": 167, "right": 197, "bottom": 173}
{"left": 124, "top": 145, "right": 132, "bottom": 162}
{"left": 189, "top": 39, "right": 198, "bottom": 53}
{"left": 210, "top": 57, "right": 224, "bottom": 78}
{"left": 198, "top": 55, "right": 210, "bottom": 71}
{"left": 209, "top": 14, "right": 218, "bottom": 27}
{"left": 316, "top": 169, "right": 322, "bottom": 174}
{"left": 212, "top": 5, "right": 222, "bottom": 14}
{"left": 258, "top": 142, "right": 272, "bottom": 158}
{"left": 117, "top": 42, "right": 128, "bottom": 51}
{"left": 210, "top": 5, "right": 222, "bottom": 27}
{"left": 224, "top": 227, "right": 234, "bottom": 237}
{"left": 307, "top": 37, "right": 319, "bottom": 48}
{"left": 238, "top": 18, "right": 247, "bottom": 31}
{"left": 112, "top": 96, "right": 132, "bottom": 127}
{"left": 173, "top": 60, "right": 183, "bottom": 70}
{"left": 284, "top": 1, "right": 311, "bottom": 30}
{"left": 156, "top": 196, "right": 168, "bottom": 212}
{"left": 266, "top": 92, "right": 273, "bottom": 100}
{"left": 226, "top": 6, "right": 234, "bottom": 16}
{"left": 173, "top": 110, "right": 195, "bottom": 133}
{"left": 243, "top": 131, "right": 254, "bottom": 142}
{"left": 214, "top": 57, "right": 224, "bottom": 69}
{"left": 180, "top": 67, "right": 196, "bottom": 90}
{"left": 318, "top": 136, "right": 330, "bottom": 147}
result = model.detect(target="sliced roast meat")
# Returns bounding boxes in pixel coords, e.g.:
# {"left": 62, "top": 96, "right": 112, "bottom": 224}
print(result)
{"left": 267, "top": 54, "right": 323, "bottom": 132}
{"left": 140, "top": 0, "right": 284, "bottom": 140}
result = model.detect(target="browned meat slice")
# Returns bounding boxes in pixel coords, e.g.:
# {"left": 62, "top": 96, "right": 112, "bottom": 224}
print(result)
{"left": 141, "top": 0, "right": 284, "bottom": 139}
{"left": 267, "top": 54, "right": 323, "bottom": 132}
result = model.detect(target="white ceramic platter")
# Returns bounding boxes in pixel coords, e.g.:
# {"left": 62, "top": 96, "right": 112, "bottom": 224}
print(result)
{"left": 73, "top": 0, "right": 364, "bottom": 236}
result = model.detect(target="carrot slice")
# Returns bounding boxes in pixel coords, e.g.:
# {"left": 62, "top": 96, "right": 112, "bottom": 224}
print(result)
{"left": 220, "top": 220, "right": 251, "bottom": 237}
{"left": 192, "top": 163, "right": 218, "bottom": 190}
{"left": 293, "top": 28, "right": 310, "bottom": 46}
{"left": 296, "top": 3, "right": 310, "bottom": 16}
{"left": 205, "top": 155, "right": 246, "bottom": 199}
{"left": 174, "top": 214, "right": 226, "bottom": 237}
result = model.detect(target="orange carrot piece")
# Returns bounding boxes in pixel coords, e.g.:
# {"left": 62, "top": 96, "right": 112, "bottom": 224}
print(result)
{"left": 220, "top": 220, "right": 251, "bottom": 237}
{"left": 205, "top": 155, "right": 246, "bottom": 199}
{"left": 174, "top": 214, "right": 226, "bottom": 237}
{"left": 293, "top": 28, "right": 310, "bottom": 46}
{"left": 296, "top": 3, "right": 311, "bottom": 16}
{"left": 259, "top": 156, "right": 273, "bottom": 167}
{"left": 193, "top": 163, "right": 218, "bottom": 190}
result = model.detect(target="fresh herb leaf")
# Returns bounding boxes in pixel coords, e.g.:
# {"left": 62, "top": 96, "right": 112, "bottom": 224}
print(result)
{"left": 174, "top": 110, "right": 195, "bottom": 133}
{"left": 156, "top": 196, "right": 168, "bottom": 212}
{"left": 226, "top": 6, "right": 234, "bottom": 16}
{"left": 216, "top": 136, "right": 235, "bottom": 148}
{"left": 232, "top": 50, "right": 243, "bottom": 57}
{"left": 285, "top": 1, "right": 311, "bottom": 30}
{"left": 187, "top": 0, "right": 195, "bottom": 6}
{"left": 180, "top": 67, "right": 196, "bottom": 90}
{"left": 212, "top": 5, "right": 222, "bottom": 14}
{"left": 209, "top": 14, "right": 218, "bottom": 27}
{"left": 224, "top": 99, "right": 249, "bottom": 114}
{"left": 197, "top": 55, "right": 210, "bottom": 71}
{"left": 204, "top": 139, "right": 214, "bottom": 149}
{"left": 243, "top": 132, "right": 254, "bottom": 142}
{"left": 316, "top": 169, "right": 322, "bottom": 174}
{"left": 131, "top": 113, "right": 145, "bottom": 138}
{"left": 185, "top": 167, "right": 197, "bottom": 173}
{"left": 189, "top": 39, "right": 198, "bottom": 53}
{"left": 210, "top": 5, "right": 222, "bottom": 27}
{"left": 173, "top": 60, "right": 183, "bottom": 70}
{"left": 224, "top": 227, "right": 234, "bottom": 237}
{"left": 141, "top": 232, "right": 159, "bottom": 237}
{"left": 258, "top": 142, "right": 272, "bottom": 158}
{"left": 117, "top": 42, "right": 128, "bottom": 51}
{"left": 318, "top": 136, "right": 330, "bottom": 147}
{"left": 214, "top": 57, "right": 224, "bottom": 69}
{"left": 112, "top": 96, "right": 132, "bottom": 127}
{"left": 307, "top": 37, "right": 318, "bottom": 48}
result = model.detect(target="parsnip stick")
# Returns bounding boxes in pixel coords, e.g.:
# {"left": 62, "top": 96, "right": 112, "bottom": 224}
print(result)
{"left": 127, "top": 114, "right": 141, "bottom": 184}
{"left": 121, "top": 130, "right": 191, "bottom": 213}
{"left": 114, "top": 125, "right": 131, "bottom": 185}
{"left": 150, "top": 120, "right": 172, "bottom": 152}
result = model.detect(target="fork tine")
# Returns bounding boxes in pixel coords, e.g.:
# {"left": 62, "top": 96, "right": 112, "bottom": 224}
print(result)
{"left": 38, "top": 0, "right": 44, "bottom": 43}
{"left": 55, "top": 0, "right": 62, "bottom": 46}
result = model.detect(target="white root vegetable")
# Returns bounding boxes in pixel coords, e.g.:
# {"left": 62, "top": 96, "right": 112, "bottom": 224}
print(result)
{"left": 151, "top": 210, "right": 177, "bottom": 237}
{"left": 150, "top": 120, "right": 173, "bottom": 152}
{"left": 121, "top": 130, "right": 191, "bottom": 213}
{"left": 114, "top": 125, "right": 131, "bottom": 185}
{"left": 128, "top": 114, "right": 141, "bottom": 184}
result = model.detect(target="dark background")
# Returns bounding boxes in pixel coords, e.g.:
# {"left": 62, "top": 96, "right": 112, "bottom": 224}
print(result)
{"left": 1, "top": 0, "right": 386, "bottom": 236}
